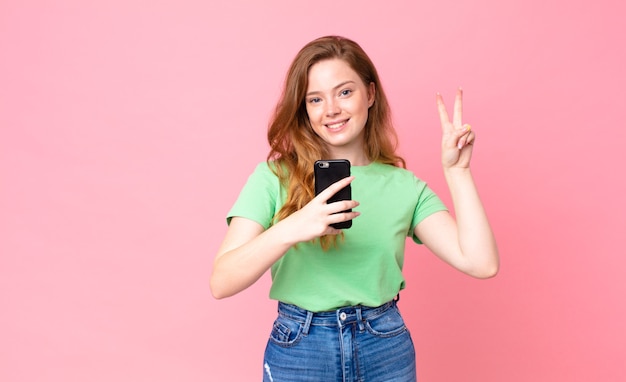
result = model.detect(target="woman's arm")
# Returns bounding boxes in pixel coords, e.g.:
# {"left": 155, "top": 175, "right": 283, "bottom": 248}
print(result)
{"left": 413, "top": 89, "right": 499, "bottom": 278}
{"left": 414, "top": 171, "right": 499, "bottom": 278}
{"left": 210, "top": 176, "right": 360, "bottom": 299}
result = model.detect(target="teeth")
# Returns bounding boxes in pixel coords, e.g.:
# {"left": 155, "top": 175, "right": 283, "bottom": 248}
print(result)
{"left": 327, "top": 121, "right": 346, "bottom": 129}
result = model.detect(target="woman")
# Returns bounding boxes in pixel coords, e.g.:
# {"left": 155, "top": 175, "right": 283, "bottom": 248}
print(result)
{"left": 210, "top": 35, "right": 499, "bottom": 381}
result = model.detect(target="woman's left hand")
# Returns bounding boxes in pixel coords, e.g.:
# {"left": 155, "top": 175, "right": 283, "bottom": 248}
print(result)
{"left": 437, "top": 88, "right": 475, "bottom": 169}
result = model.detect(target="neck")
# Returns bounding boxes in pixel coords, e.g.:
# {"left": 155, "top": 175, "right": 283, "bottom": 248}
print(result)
{"left": 326, "top": 150, "right": 370, "bottom": 166}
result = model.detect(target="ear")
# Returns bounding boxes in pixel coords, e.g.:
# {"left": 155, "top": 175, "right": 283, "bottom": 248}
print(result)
{"left": 368, "top": 82, "right": 376, "bottom": 107}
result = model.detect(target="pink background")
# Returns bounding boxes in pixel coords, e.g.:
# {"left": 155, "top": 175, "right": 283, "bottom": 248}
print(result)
{"left": 1, "top": 0, "right": 625, "bottom": 381}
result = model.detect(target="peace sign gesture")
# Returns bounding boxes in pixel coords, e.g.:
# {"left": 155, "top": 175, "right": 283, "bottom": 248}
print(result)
{"left": 437, "top": 88, "right": 476, "bottom": 169}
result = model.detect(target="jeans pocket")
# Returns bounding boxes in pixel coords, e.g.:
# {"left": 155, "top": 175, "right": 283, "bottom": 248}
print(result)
{"left": 364, "top": 307, "right": 407, "bottom": 338}
{"left": 269, "top": 315, "right": 304, "bottom": 347}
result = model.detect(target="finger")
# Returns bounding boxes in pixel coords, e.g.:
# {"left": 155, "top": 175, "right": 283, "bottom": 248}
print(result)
{"left": 457, "top": 128, "right": 475, "bottom": 149}
{"left": 453, "top": 124, "right": 471, "bottom": 149}
{"left": 327, "top": 210, "right": 361, "bottom": 226}
{"left": 453, "top": 88, "right": 463, "bottom": 127}
{"left": 436, "top": 93, "right": 451, "bottom": 130}
{"left": 465, "top": 130, "right": 476, "bottom": 146}
{"left": 326, "top": 199, "right": 360, "bottom": 214}
{"left": 316, "top": 176, "right": 354, "bottom": 202}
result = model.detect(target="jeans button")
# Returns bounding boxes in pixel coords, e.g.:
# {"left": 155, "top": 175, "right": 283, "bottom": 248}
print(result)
{"left": 339, "top": 312, "right": 347, "bottom": 321}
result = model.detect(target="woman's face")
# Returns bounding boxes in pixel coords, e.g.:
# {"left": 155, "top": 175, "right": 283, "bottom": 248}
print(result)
{"left": 305, "top": 59, "right": 375, "bottom": 162}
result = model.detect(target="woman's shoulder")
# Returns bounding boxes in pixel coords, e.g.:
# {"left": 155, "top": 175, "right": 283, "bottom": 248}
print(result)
{"left": 362, "top": 162, "right": 434, "bottom": 190}
{"left": 237, "top": 161, "right": 281, "bottom": 189}
{"left": 362, "top": 161, "right": 416, "bottom": 178}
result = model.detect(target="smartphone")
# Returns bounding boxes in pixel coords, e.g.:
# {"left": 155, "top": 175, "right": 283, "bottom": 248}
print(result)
{"left": 314, "top": 159, "right": 352, "bottom": 229}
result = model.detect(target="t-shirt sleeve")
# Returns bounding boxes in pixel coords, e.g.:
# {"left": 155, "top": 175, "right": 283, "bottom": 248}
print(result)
{"left": 409, "top": 177, "right": 448, "bottom": 244}
{"left": 226, "top": 162, "right": 280, "bottom": 229}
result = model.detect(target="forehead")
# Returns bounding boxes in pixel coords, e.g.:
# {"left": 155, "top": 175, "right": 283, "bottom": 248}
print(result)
{"left": 307, "top": 59, "right": 363, "bottom": 89}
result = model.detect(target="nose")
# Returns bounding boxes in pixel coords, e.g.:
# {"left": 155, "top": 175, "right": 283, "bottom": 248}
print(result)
{"left": 325, "top": 99, "right": 341, "bottom": 116}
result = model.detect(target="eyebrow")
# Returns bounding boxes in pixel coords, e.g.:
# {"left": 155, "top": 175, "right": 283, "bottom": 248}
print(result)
{"left": 306, "top": 80, "right": 356, "bottom": 97}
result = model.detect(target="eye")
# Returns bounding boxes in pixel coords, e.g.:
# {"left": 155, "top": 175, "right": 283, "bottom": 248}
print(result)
{"left": 340, "top": 89, "right": 352, "bottom": 97}
{"left": 307, "top": 97, "right": 322, "bottom": 104}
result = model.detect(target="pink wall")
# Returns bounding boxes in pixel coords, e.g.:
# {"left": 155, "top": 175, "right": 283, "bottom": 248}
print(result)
{"left": 1, "top": 0, "right": 625, "bottom": 381}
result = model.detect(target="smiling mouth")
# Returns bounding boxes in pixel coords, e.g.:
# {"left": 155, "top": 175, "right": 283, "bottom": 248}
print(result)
{"left": 325, "top": 119, "right": 348, "bottom": 130}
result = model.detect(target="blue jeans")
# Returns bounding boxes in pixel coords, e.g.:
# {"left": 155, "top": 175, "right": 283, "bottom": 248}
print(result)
{"left": 263, "top": 300, "right": 417, "bottom": 381}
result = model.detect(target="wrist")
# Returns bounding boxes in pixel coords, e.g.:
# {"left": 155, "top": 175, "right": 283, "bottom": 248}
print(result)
{"left": 273, "top": 217, "right": 310, "bottom": 248}
{"left": 443, "top": 166, "right": 472, "bottom": 177}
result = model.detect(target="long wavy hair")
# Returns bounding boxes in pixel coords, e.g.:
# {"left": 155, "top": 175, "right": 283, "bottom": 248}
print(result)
{"left": 267, "top": 36, "right": 405, "bottom": 248}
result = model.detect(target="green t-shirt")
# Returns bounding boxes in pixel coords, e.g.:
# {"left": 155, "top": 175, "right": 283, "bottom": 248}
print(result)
{"left": 227, "top": 161, "right": 447, "bottom": 312}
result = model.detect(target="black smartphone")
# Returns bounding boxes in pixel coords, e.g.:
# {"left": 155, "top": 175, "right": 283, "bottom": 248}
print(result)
{"left": 314, "top": 159, "right": 352, "bottom": 229}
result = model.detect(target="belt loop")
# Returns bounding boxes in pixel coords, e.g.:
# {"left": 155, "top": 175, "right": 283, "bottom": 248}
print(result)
{"left": 302, "top": 310, "right": 313, "bottom": 336}
{"left": 356, "top": 306, "right": 365, "bottom": 332}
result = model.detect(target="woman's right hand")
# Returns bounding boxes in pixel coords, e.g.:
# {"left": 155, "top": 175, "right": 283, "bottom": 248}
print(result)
{"left": 279, "top": 176, "right": 360, "bottom": 244}
{"left": 211, "top": 175, "right": 359, "bottom": 299}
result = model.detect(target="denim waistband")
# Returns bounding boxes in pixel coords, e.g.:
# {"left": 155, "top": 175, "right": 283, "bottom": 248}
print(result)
{"left": 277, "top": 300, "right": 397, "bottom": 333}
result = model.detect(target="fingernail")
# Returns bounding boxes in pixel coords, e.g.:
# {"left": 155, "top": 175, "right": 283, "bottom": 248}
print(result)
{"left": 458, "top": 142, "right": 463, "bottom": 149}
{"left": 466, "top": 124, "right": 471, "bottom": 132}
